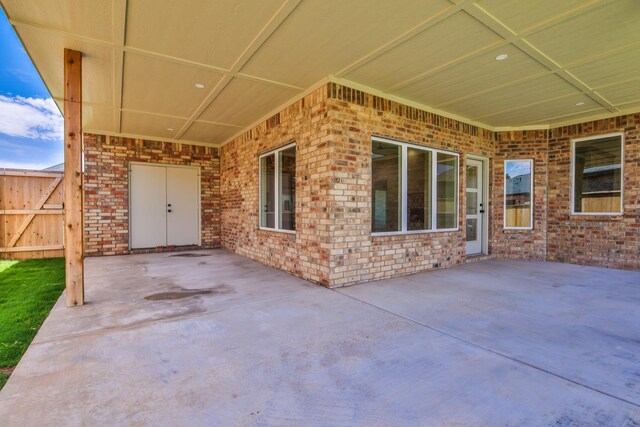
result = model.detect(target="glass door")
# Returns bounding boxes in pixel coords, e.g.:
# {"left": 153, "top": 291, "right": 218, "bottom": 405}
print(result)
{"left": 465, "top": 159, "right": 484, "bottom": 255}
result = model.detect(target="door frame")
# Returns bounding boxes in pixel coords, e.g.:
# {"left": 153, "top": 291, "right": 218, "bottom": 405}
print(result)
{"left": 466, "top": 154, "right": 490, "bottom": 256}
{"left": 128, "top": 162, "right": 202, "bottom": 249}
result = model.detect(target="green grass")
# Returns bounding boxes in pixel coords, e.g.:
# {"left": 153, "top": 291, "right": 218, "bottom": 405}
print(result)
{"left": 0, "top": 258, "right": 65, "bottom": 390}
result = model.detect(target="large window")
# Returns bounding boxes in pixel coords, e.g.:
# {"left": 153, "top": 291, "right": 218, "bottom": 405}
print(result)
{"left": 504, "top": 159, "right": 533, "bottom": 229}
{"left": 260, "top": 143, "right": 296, "bottom": 231}
{"left": 372, "top": 137, "right": 458, "bottom": 234}
{"left": 572, "top": 134, "right": 623, "bottom": 215}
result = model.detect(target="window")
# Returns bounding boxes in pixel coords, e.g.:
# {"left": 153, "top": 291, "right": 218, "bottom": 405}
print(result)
{"left": 260, "top": 143, "right": 296, "bottom": 231}
{"left": 504, "top": 159, "right": 533, "bottom": 229}
{"left": 572, "top": 134, "right": 623, "bottom": 215}
{"left": 372, "top": 137, "right": 458, "bottom": 234}
{"left": 437, "top": 152, "right": 458, "bottom": 229}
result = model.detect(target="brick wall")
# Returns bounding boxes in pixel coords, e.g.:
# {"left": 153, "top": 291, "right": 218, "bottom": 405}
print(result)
{"left": 220, "top": 86, "right": 333, "bottom": 285}
{"left": 83, "top": 134, "right": 220, "bottom": 256}
{"left": 493, "top": 130, "right": 548, "bottom": 260}
{"left": 325, "top": 83, "right": 497, "bottom": 286}
{"left": 83, "top": 83, "right": 639, "bottom": 282}
{"left": 547, "top": 114, "right": 640, "bottom": 270}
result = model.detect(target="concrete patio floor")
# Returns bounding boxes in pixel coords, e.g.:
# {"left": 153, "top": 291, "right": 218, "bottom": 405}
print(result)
{"left": 1, "top": 250, "right": 639, "bottom": 426}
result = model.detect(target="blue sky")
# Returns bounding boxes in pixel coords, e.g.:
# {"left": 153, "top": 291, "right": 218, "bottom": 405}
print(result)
{"left": 0, "top": 8, "right": 63, "bottom": 170}
{"left": 505, "top": 160, "right": 532, "bottom": 178}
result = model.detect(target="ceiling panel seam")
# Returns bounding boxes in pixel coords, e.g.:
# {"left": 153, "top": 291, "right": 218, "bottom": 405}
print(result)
{"left": 432, "top": 40, "right": 640, "bottom": 109}
{"left": 594, "top": 76, "right": 640, "bottom": 90}
{"left": 471, "top": 92, "right": 593, "bottom": 121}
{"left": 384, "top": 39, "right": 510, "bottom": 92}
{"left": 122, "top": 46, "right": 229, "bottom": 74}
{"left": 113, "top": 0, "right": 127, "bottom": 133}
{"left": 8, "top": 18, "right": 113, "bottom": 47}
{"left": 385, "top": 0, "right": 609, "bottom": 93}
{"left": 511, "top": 37, "right": 618, "bottom": 112}
{"left": 119, "top": 108, "right": 243, "bottom": 128}
{"left": 555, "top": 69, "right": 618, "bottom": 112}
{"left": 464, "top": 3, "right": 618, "bottom": 113}
{"left": 334, "top": 0, "right": 471, "bottom": 78}
{"left": 174, "top": 0, "right": 303, "bottom": 140}
{"left": 521, "top": 108, "right": 605, "bottom": 126}
{"left": 233, "top": 73, "right": 304, "bottom": 91}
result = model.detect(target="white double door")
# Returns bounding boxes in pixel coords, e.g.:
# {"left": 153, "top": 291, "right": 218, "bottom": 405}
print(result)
{"left": 130, "top": 163, "right": 200, "bottom": 249}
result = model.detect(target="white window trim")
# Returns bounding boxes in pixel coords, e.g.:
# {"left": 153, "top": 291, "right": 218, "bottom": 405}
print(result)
{"left": 259, "top": 142, "right": 296, "bottom": 233}
{"left": 503, "top": 159, "right": 534, "bottom": 230}
{"left": 371, "top": 136, "right": 460, "bottom": 236}
{"left": 570, "top": 132, "right": 624, "bottom": 216}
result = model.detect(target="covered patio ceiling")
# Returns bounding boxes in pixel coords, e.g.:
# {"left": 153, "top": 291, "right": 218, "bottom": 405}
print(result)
{"left": 2, "top": 0, "right": 639, "bottom": 147}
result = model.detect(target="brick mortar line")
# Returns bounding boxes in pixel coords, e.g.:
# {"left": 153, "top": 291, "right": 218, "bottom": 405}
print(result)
{"left": 332, "top": 288, "right": 640, "bottom": 410}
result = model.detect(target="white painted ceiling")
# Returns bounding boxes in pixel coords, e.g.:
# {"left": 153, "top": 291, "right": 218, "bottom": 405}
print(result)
{"left": 2, "top": 0, "right": 639, "bottom": 146}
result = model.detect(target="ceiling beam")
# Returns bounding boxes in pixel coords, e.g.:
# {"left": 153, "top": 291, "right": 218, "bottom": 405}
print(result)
{"left": 123, "top": 46, "right": 229, "bottom": 74}
{"left": 112, "top": 0, "right": 127, "bottom": 133}
{"left": 384, "top": 0, "right": 610, "bottom": 94}
{"left": 174, "top": 0, "right": 303, "bottom": 140}
{"left": 119, "top": 108, "right": 243, "bottom": 128}
{"left": 8, "top": 18, "right": 112, "bottom": 47}
{"left": 335, "top": 0, "right": 477, "bottom": 78}
{"left": 434, "top": 39, "right": 640, "bottom": 110}
{"left": 471, "top": 92, "right": 595, "bottom": 121}
{"left": 458, "top": 1, "right": 619, "bottom": 113}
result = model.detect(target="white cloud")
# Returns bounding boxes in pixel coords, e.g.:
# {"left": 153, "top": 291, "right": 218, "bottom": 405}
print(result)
{"left": 0, "top": 95, "right": 63, "bottom": 141}
{"left": 0, "top": 160, "right": 52, "bottom": 170}
{"left": 506, "top": 161, "right": 531, "bottom": 177}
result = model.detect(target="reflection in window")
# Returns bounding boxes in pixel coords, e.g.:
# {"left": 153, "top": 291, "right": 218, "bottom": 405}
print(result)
{"left": 372, "top": 141, "right": 401, "bottom": 232}
{"left": 505, "top": 159, "right": 533, "bottom": 228}
{"left": 279, "top": 146, "right": 296, "bottom": 230}
{"left": 371, "top": 137, "right": 458, "bottom": 233}
{"left": 260, "top": 144, "right": 296, "bottom": 231}
{"left": 437, "top": 153, "right": 458, "bottom": 229}
{"left": 260, "top": 154, "right": 275, "bottom": 228}
{"left": 573, "top": 135, "right": 622, "bottom": 214}
{"left": 407, "top": 148, "right": 432, "bottom": 231}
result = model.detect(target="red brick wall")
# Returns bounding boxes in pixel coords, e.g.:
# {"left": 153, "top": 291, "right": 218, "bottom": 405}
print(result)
{"left": 547, "top": 114, "right": 640, "bottom": 270}
{"left": 220, "top": 87, "right": 333, "bottom": 285}
{"left": 84, "top": 83, "right": 639, "bottom": 281}
{"left": 325, "top": 83, "right": 497, "bottom": 286}
{"left": 83, "top": 134, "right": 220, "bottom": 256}
{"left": 493, "top": 130, "right": 548, "bottom": 260}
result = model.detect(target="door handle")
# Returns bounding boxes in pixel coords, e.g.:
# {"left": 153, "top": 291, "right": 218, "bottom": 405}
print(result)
{"left": 168, "top": 209, "right": 172, "bottom": 213}
{"left": 479, "top": 209, "right": 485, "bottom": 214}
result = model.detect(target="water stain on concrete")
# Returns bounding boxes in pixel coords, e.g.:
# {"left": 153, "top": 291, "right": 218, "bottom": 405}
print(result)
{"left": 144, "top": 285, "right": 233, "bottom": 301}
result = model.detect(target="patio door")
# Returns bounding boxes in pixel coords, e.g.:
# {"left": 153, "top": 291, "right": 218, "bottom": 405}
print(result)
{"left": 130, "top": 163, "right": 200, "bottom": 249}
{"left": 465, "top": 159, "right": 485, "bottom": 255}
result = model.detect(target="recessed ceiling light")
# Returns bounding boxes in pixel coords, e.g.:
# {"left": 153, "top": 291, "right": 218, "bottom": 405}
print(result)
{"left": 495, "top": 53, "right": 509, "bottom": 61}
{"left": 575, "top": 101, "right": 585, "bottom": 106}
{"left": 194, "top": 83, "right": 205, "bottom": 89}
{"left": 167, "top": 128, "right": 174, "bottom": 131}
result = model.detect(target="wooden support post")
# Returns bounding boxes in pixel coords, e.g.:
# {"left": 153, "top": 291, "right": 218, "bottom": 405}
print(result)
{"left": 64, "top": 48, "right": 84, "bottom": 306}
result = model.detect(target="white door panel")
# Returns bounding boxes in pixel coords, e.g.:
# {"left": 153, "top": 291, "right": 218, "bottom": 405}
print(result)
{"left": 130, "top": 164, "right": 167, "bottom": 249}
{"left": 166, "top": 167, "right": 200, "bottom": 246}
{"left": 465, "top": 159, "right": 484, "bottom": 255}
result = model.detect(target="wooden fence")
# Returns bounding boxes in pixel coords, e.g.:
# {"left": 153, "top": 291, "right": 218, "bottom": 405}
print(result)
{"left": 0, "top": 169, "right": 64, "bottom": 259}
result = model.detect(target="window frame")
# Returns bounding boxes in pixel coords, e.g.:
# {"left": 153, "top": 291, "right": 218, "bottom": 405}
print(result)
{"left": 570, "top": 132, "right": 624, "bottom": 216}
{"left": 503, "top": 159, "right": 534, "bottom": 230}
{"left": 371, "top": 136, "right": 459, "bottom": 236}
{"left": 258, "top": 142, "right": 296, "bottom": 234}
